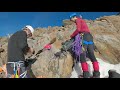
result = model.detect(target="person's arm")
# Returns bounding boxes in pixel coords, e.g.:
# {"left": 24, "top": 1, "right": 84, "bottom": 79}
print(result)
{"left": 70, "top": 18, "right": 81, "bottom": 38}
{"left": 18, "top": 32, "right": 30, "bottom": 54}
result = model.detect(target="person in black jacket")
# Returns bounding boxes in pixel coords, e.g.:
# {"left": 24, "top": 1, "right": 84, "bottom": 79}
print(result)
{"left": 6, "top": 25, "right": 35, "bottom": 78}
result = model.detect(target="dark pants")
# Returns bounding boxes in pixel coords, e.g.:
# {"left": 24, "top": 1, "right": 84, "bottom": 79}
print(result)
{"left": 76, "top": 33, "right": 100, "bottom": 78}
{"left": 6, "top": 61, "right": 28, "bottom": 78}
{"left": 80, "top": 44, "right": 97, "bottom": 63}
{"left": 78, "top": 32, "right": 97, "bottom": 63}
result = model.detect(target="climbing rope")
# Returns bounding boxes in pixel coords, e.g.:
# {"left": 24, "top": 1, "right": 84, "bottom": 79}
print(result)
{"left": 72, "top": 34, "right": 83, "bottom": 62}
{"left": 7, "top": 61, "right": 27, "bottom": 78}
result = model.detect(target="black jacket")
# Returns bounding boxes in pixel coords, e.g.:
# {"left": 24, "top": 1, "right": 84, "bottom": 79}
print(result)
{"left": 7, "top": 31, "right": 29, "bottom": 62}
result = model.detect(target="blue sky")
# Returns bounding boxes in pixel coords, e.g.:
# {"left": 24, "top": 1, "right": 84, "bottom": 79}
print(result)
{"left": 0, "top": 12, "right": 118, "bottom": 36}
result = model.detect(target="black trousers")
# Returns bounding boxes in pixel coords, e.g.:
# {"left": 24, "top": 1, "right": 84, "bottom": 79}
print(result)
{"left": 79, "top": 32, "right": 97, "bottom": 63}
{"left": 80, "top": 33, "right": 97, "bottom": 62}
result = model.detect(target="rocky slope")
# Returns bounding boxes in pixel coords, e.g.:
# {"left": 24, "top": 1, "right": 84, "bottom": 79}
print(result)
{"left": 0, "top": 15, "right": 120, "bottom": 78}
{"left": 71, "top": 58, "right": 120, "bottom": 78}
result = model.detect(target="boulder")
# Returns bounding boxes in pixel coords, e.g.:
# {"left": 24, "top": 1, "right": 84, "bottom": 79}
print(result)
{"left": 0, "top": 15, "right": 120, "bottom": 78}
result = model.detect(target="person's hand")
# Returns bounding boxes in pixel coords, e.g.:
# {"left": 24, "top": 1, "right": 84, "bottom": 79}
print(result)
{"left": 29, "top": 47, "right": 35, "bottom": 54}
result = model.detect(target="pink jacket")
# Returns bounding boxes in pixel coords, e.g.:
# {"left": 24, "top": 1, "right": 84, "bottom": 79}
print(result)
{"left": 70, "top": 17, "right": 90, "bottom": 38}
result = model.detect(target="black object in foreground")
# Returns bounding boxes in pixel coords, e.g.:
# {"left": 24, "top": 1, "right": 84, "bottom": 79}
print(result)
{"left": 108, "top": 70, "right": 120, "bottom": 78}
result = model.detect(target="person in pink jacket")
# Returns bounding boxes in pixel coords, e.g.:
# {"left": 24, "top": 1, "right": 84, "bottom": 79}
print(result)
{"left": 70, "top": 13, "right": 100, "bottom": 78}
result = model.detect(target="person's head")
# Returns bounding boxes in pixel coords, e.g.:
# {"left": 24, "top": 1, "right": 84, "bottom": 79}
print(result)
{"left": 23, "top": 25, "right": 34, "bottom": 38}
{"left": 70, "top": 13, "right": 77, "bottom": 22}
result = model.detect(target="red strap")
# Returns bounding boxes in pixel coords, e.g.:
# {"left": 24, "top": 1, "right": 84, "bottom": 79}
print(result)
{"left": 44, "top": 44, "right": 52, "bottom": 50}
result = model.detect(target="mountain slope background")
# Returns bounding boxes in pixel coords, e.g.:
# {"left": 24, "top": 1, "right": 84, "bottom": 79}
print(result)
{"left": 0, "top": 15, "right": 120, "bottom": 78}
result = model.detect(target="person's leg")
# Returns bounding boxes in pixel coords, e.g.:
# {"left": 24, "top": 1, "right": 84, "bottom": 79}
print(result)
{"left": 87, "top": 44, "right": 100, "bottom": 78}
{"left": 6, "top": 63, "right": 15, "bottom": 78}
{"left": 80, "top": 45, "right": 90, "bottom": 78}
{"left": 19, "top": 63, "right": 28, "bottom": 78}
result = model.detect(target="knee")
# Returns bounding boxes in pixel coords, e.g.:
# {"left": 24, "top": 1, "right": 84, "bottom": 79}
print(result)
{"left": 87, "top": 48, "right": 94, "bottom": 54}
{"left": 80, "top": 53, "right": 86, "bottom": 63}
{"left": 91, "top": 59, "right": 97, "bottom": 62}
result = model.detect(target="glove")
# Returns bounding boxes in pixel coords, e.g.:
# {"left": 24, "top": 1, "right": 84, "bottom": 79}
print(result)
{"left": 29, "top": 47, "right": 35, "bottom": 54}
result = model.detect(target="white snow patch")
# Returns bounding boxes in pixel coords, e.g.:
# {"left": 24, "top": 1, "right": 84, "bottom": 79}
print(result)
{"left": 70, "top": 58, "right": 120, "bottom": 78}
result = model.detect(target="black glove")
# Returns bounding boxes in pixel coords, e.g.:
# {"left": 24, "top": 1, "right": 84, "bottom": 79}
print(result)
{"left": 32, "top": 50, "right": 35, "bottom": 54}
{"left": 25, "top": 58, "right": 37, "bottom": 67}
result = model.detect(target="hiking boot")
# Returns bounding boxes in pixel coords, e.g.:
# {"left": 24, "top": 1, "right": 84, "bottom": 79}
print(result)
{"left": 82, "top": 71, "right": 90, "bottom": 78}
{"left": 78, "top": 75, "right": 84, "bottom": 78}
{"left": 93, "top": 71, "right": 100, "bottom": 78}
